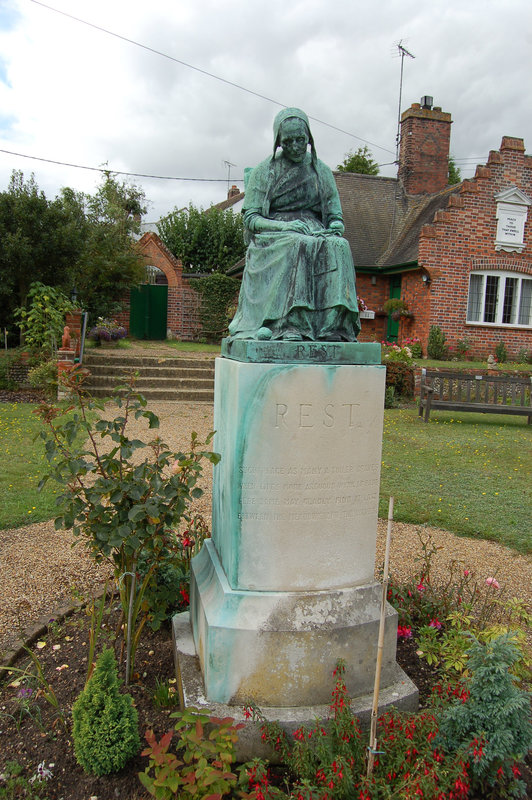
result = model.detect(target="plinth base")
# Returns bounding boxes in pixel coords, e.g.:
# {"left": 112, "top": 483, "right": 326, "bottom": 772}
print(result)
{"left": 172, "top": 611, "right": 418, "bottom": 762}
{"left": 189, "top": 540, "right": 412, "bottom": 708}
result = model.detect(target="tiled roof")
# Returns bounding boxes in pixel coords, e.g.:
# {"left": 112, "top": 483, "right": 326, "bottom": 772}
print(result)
{"left": 377, "top": 183, "right": 462, "bottom": 267}
{"left": 333, "top": 172, "right": 408, "bottom": 266}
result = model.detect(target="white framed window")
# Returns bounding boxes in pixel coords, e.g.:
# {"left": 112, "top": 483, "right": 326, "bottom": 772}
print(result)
{"left": 466, "top": 271, "right": 532, "bottom": 328}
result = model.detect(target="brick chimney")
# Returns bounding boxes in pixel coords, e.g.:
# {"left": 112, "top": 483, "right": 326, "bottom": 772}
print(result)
{"left": 227, "top": 184, "right": 240, "bottom": 199}
{"left": 398, "top": 97, "right": 452, "bottom": 194}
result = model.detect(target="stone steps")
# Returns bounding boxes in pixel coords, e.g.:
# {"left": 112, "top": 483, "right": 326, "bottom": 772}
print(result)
{"left": 81, "top": 351, "right": 215, "bottom": 402}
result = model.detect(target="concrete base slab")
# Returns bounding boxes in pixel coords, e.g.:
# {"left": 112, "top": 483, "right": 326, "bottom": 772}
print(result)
{"left": 173, "top": 611, "right": 419, "bottom": 762}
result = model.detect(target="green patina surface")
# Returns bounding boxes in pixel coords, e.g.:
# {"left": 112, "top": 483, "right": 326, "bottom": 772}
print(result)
{"left": 228, "top": 108, "right": 361, "bottom": 343}
{"left": 221, "top": 338, "right": 381, "bottom": 364}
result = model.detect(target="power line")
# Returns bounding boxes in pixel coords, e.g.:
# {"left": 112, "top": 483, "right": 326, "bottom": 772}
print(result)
{"left": 0, "top": 147, "right": 241, "bottom": 182}
{"left": 28, "top": 0, "right": 396, "bottom": 157}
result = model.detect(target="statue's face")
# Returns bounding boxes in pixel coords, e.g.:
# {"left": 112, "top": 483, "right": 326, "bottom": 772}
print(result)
{"left": 279, "top": 118, "right": 309, "bottom": 163}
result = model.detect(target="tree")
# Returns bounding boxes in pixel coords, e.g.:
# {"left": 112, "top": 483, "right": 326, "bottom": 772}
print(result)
{"left": 62, "top": 173, "right": 147, "bottom": 320}
{"left": 0, "top": 171, "right": 148, "bottom": 333}
{"left": 0, "top": 171, "right": 83, "bottom": 334}
{"left": 157, "top": 203, "right": 245, "bottom": 273}
{"left": 336, "top": 145, "right": 380, "bottom": 175}
{"left": 448, "top": 156, "right": 462, "bottom": 185}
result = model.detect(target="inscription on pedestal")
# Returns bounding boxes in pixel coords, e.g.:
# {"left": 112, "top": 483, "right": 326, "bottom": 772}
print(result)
{"left": 223, "top": 363, "right": 385, "bottom": 592}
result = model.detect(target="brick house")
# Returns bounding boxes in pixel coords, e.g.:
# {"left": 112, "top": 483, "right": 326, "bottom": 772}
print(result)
{"left": 343, "top": 98, "right": 532, "bottom": 359}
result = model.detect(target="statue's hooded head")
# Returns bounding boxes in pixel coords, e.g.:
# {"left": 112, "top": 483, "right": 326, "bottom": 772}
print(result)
{"left": 272, "top": 107, "right": 316, "bottom": 163}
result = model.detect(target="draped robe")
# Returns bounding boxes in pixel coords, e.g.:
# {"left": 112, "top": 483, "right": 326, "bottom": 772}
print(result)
{"left": 228, "top": 152, "right": 361, "bottom": 341}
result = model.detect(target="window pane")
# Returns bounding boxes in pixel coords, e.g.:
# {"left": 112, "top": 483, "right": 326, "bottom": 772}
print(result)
{"left": 467, "top": 274, "right": 483, "bottom": 322}
{"left": 483, "top": 275, "right": 499, "bottom": 323}
{"left": 518, "top": 279, "right": 532, "bottom": 325}
{"left": 502, "top": 277, "right": 517, "bottom": 324}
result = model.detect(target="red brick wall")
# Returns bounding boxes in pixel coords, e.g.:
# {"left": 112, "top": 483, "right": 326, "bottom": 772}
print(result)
{"left": 399, "top": 102, "right": 452, "bottom": 195}
{"left": 415, "top": 137, "right": 532, "bottom": 359}
{"left": 355, "top": 273, "right": 388, "bottom": 341}
{"left": 112, "top": 233, "right": 202, "bottom": 340}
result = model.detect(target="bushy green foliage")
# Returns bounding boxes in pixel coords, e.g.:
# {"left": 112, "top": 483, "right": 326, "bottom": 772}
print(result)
{"left": 249, "top": 662, "right": 473, "bottom": 799}
{"left": 437, "top": 634, "right": 532, "bottom": 797}
{"left": 60, "top": 174, "right": 147, "bottom": 321}
{"left": 336, "top": 145, "right": 380, "bottom": 175}
{"left": 36, "top": 376, "right": 220, "bottom": 680}
{"left": 427, "top": 324, "right": 448, "bottom": 360}
{"left": 495, "top": 340, "right": 508, "bottom": 363}
{"left": 138, "top": 708, "right": 243, "bottom": 799}
{"left": 190, "top": 272, "right": 240, "bottom": 342}
{"left": 0, "top": 171, "right": 82, "bottom": 335}
{"left": 157, "top": 203, "right": 246, "bottom": 273}
{"left": 27, "top": 360, "right": 58, "bottom": 398}
{"left": 448, "top": 156, "right": 462, "bottom": 185}
{"left": 14, "top": 282, "right": 74, "bottom": 355}
{"left": 72, "top": 648, "right": 140, "bottom": 776}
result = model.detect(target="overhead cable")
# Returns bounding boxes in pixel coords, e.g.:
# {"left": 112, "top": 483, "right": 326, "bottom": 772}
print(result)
{"left": 29, "top": 0, "right": 396, "bottom": 156}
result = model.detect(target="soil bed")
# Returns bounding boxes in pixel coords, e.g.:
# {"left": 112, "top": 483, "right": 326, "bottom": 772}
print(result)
{"left": 0, "top": 605, "right": 530, "bottom": 800}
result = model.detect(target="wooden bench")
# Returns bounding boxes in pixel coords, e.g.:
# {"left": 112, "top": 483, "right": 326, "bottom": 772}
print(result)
{"left": 418, "top": 369, "right": 532, "bottom": 423}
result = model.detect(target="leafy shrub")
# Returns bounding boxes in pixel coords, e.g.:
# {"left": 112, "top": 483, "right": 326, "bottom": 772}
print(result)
{"left": 384, "top": 385, "right": 397, "bottom": 408}
{"left": 72, "top": 648, "right": 140, "bottom": 776}
{"left": 403, "top": 336, "right": 422, "bottom": 358}
{"left": 427, "top": 325, "right": 448, "bottom": 360}
{"left": 36, "top": 375, "right": 219, "bottom": 681}
{"left": 14, "top": 282, "right": 74, "bottom": 357}
{"left": 437, "top": 634, "right": 532, "bottom": 797}
{"left": 455, "top": 337, "right": 471, "bottom": 359}
{"left": 495, "top": 340, "right": 508, "bottom": 363}
{"left": 250, "top": 662, "right": 473, "bottom": 800}
{"left": 138, "top": 708, "right": 243, "bottom": 799}
{"left": 27, "top": 360, "right": 57, "bottom": 398}
{"left": 516, "top": 347, "right": 531, "bottom": 364}
{"left": 384, "top": 361, "right": 415, "bottom": 399}
{"left": 190, "top": 272, "right": 240, "bottom": 342}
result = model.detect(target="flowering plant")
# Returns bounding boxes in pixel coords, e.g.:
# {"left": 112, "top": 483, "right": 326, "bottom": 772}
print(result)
{"left": 36, "top": 374, "right": 220, "bottom": 682}
{"left": 403, "top": 337, "right": 422, "bottom": 359}
{"left": 381, "top": 344, "right": 414, "bottom": 365}
{"left": 88, "top": 317, "right": 127, "bottom": 343}
{"left": 357, "top": 296, "right": 368, "bottom": 312}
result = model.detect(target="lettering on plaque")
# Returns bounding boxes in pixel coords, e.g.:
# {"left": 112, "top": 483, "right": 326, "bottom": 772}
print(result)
{"left": 274, "top": 402, "right": 361, "bottom": 429}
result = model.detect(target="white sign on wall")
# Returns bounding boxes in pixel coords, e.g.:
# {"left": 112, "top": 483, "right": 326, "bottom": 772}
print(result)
{"left": 494, "top": 186, "right": 531, "bottom": 253}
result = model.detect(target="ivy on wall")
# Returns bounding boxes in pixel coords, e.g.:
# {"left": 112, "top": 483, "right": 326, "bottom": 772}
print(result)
{"left": 190, "top": 273, "right": 240, "bottom": 343}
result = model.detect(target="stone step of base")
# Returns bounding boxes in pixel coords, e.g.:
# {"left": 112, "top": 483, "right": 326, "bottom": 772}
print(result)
{"left": 82, "top": 353, "right": 215, "bottom": 371}
{"left": 85, "top": 364, "right": 214, "bottom": 379}
{"left": 83, "top": 376, "right": 214, "bottom": 390}
{"left": 84, "top": 387, "right": 214, "bottom": 402}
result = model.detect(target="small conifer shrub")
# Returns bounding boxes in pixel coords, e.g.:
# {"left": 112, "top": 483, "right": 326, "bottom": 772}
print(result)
{"left": 437, "top": 634, "right": 532, "bottom": 797}
{"left": 72, "top": 648, "right": 140, "bottom": 776}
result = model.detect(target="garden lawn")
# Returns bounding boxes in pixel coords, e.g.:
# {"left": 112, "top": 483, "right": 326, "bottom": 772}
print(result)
{"left": 0, "top": 402, "right": 63, "bottom": 529}
{"left": 380, "top": 408, "right": 531, "bottom": 554}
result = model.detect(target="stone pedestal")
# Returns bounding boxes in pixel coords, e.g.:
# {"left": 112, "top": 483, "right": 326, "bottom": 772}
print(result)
{"left": 176, "top": 341, "right": 417, "bottom": 733}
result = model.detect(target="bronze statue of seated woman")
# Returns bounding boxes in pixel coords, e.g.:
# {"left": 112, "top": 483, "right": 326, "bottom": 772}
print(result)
{"left": 228, "top": 107, "right": 360, "bottom": 343}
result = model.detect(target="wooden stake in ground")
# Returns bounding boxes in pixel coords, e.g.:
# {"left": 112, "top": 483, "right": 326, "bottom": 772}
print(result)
{"left": 367, "top": 496, "right": 394, "bottom": 778}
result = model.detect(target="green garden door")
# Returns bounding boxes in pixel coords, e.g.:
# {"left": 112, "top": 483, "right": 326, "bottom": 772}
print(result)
{"left": 129, "top": 284, "right": 168, "bottom": 340}
{"left": 386, "top": 276, "right": 402, "bottom": 342}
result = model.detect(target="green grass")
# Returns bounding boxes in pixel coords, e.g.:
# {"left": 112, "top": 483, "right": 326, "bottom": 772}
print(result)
{"left": 1, "top": 399, "right": 530, "bottom": 555}
{"left": 380, "top": 407, "right": 531, "bottom": 554}
{"left": 0, "top": 402, "right": 63, "bottom": 528}
{"left": 419, "top": 357, "right": 532, "bottom": 373}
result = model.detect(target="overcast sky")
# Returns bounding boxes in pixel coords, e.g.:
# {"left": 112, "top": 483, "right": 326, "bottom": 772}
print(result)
{"left": 1, "top": 0, "right": 531, "bottom": 223}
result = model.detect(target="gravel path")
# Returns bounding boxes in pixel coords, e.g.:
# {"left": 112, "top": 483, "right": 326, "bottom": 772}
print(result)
{"left": 1, "top": 400, "right": 530, "bottom": 656}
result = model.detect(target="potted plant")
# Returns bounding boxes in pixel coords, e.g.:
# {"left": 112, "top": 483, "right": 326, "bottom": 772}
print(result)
{"left": 382, "top": 298, "right": 412, "bottom": 321}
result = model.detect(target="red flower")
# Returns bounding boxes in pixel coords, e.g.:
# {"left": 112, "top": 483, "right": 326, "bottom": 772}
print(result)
{"left": 179, "top": 586, "right": 190, "bottom": 605}
{"left": 429, "top": 618, "right": 442, "bottom": 629}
